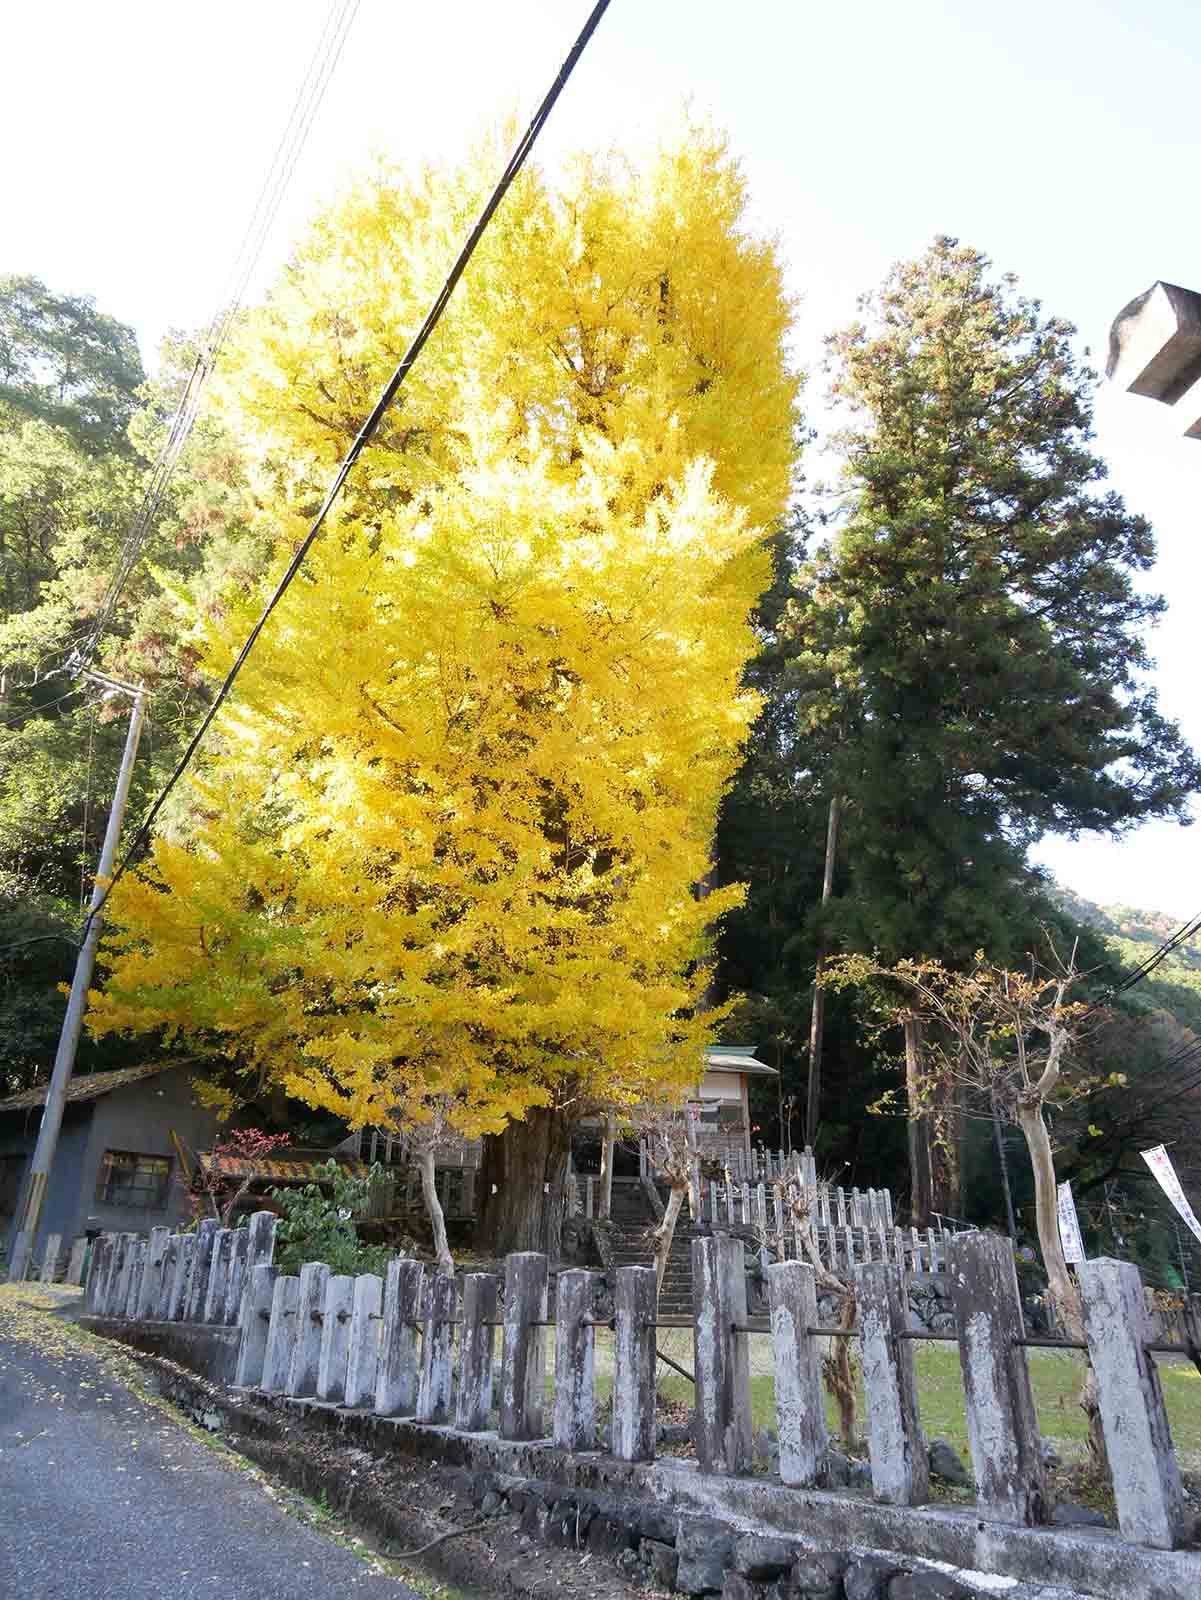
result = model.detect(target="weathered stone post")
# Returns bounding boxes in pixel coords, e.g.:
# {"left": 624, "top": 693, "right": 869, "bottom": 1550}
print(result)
{"left": 417, "top": 1271, "right": 457, "bottom": 1424}
{"left": 856, "top": 1261, "right": 929, "bottom": 1505}
{"left": 376, "top": 1257, "right": 424, "bottom": 1417}
{"left": 345, "top": 1272, "right": 382, "bottom": 1409}
{"left": 235, "top": 1262, "right": 277, "bottom": 1387}
{"left": 223, "top": 1227, "right": 251, "bottom": 1326}
{"left": 98, "top": 1232, "right": 123, "bottom": 1315}
{"left": 168, "top": 1234, "right": 197, "bottom": 1321}
{"left": 184, "top": 1219, "right": 220, "bottom": 1322}
{"left": 157, "top": 1234, "right": 181, "bottom": 1320}
{"left": 203, "top": 1228, "right": 235, "bottom": 1323}
{"left": 109, "top": 1232, "right": 134, "bottom": 1316}
{"left": 613, "top": 1265, "right": 656, "bottom": 1464}
{"left": 500, "top": 1252, "right": 548, "bottom": 1441}
{"left": 67, "top": 1236, "right": 88, "bottom": 1287}
{"left": 767, "top": 1258, "right": 827, "bottom": 1486}
{"left": 317, "top": 1273, "right": 355, "bottom": 1403}
{"left": 948, "top": 1232, "right": 1045, "bottom": 1524}
{"left": 39, "top": 1233, "right": 61, "bottom": 1284}
{"left": 458, "top": 1272, "right": 500, "bottom": 1433}
{"left": 553, "top": 1268, "right": 598, "bottom": 1450}
{"left": 85, "top": 1234, "right": 112, "bottom": 1312}
{"left": 287, "top": 1261, "right": 331, "bottom": 1397}
{"left": 262, "top": 1274, "right": 301, "bottom": 1392}
{"left": 136, "top": 1228, "right": 169, "bottom": 1319}
{"left": 124, "top": 1238, "right": 148, "bottom": 1319}
{"left": 246, "top": 1211, "right": 277, "bottom": 1268}
{"left": 692, "top": 1233, "right": 752, "bottom": 1475}
{"left": 1080, "top": 1257, "right": 1187, "bottom": 1548}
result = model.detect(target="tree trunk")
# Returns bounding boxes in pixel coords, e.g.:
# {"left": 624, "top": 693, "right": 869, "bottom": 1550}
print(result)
{"left": 598, "top": 1114, "right": 616, "bottom": 1222}
{"left": 653, "top": 1184, "right": 686, "bottom": 1299}
{"left": 475, "top": 1106, "right": 572, "bottom": 1260}
{"left": 805, "top": 793, "right": 842, "bottom": 1148}
{"left": 416, "top": 1148, "right": 454, "bottom": 1274}
{"left": 904, "top": 1014, "right": 934, "bottom": 1226}
{"left": 930, "top": 1079, "right": 963, "bottom": 1220}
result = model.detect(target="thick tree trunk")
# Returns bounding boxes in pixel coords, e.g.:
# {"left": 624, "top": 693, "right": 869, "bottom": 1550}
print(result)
{"left": 930, "top": 1080, "right": 963, "bottom": 1220}
{"left": 903, "top": 1014, "right": 934, "bottom": 1226}
{"left": 805, "top": 793, "right": 842, "bottom": 1147}
{"left": 416, "top": 1148, "right": 454, "bottom": 1275}
{"left": 475, "top": 1106, "right": 573, "bottom": 1260}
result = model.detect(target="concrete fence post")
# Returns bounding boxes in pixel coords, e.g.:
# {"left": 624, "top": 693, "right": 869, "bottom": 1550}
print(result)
{"left": 417, "top": 1271, "right": 457, "bottom": 1424}
{"left": 39, "top": 1232, "right": 62, "bottom": 1284}
{"left": 261, "top": 1274, "right": 301, "bottom": 1392}
{"left": 500, "top": 1251, "right": 548, "bottom": 1441}
{"left": 375, "top": 1257, "right": 424, "bottom": 1417}
{"left": 157, "top": 1234, "right": 181, "bottom": 1320}
{"left": 458, "top": 1272, "right": 500, "bottom": 1433}
{"left": 1079, "top": 1257, "right": 1187, "bottom": 1548}
{"left": 613, "top": 1264, "right": 656, "bottom": 1464}
{"left": 66, "top": 1236, "right": 88, "bottom": 1287}
{"left": 184, "top": 1219, "right": 219, "bottom": 1323}
{"left": 692, "top": 1232, "right": 752, "bottom": 1475}
{"left": 124, "top": 1237, "right": 148, "bottom": 1319}
{"left": 132, "top": 1228, "right": 165, "bottom": 1319}
{"left": 167, "top": 1234, "right": 197, "bottom": 1321}
{"left": 223, "top": 1227, "right": 251, "bottom": 1327}
{"left": 948, "top": 1231, "right": 1046, "bottom": 1524}
{"left": 856, "top": 1261, "right": 929, "bottom": 1505}
{"left": 203, "top": 1228, "right": 235, "bottom": 1324}
{"left": 767, "top": 1258, "right": 827, "bottom": 1486}
{"left": 287, "top": 1261, "right": 330, "bottom": 1397}
{"left": 235, "top": 1262, "right": 277, "bottom": 1387}
{"left": 345, "top": 1273, "right": 382, "bottom": 1409}
{"left": 553, "top": 1268, "right": 597, "bottom": 1450}
{"left": 317, "top": 1273, "right": 355, "bottom": 1403}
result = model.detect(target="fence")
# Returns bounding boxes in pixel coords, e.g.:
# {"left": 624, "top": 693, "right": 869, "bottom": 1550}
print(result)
{"left": 80, "top": 1215, "right": 1201, "bottom": 1556}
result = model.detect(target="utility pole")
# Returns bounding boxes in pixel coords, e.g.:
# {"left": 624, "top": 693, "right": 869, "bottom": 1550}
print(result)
{"left": 8, "top": 681, "right": 147, "bottom": 1280}
{"left": 805, "top": 791, "right": 842, "bottom": 1147}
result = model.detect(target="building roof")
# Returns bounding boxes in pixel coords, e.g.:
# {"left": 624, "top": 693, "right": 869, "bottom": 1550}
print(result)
{"left": 199, "top": 1151, "right": 369, "bottom": 1182}
{"left": 705, "top": 1045, "right": 778, "bottom": 1078}
{"left": 0, "top": 1058, "right": 198, "bottom": 1114}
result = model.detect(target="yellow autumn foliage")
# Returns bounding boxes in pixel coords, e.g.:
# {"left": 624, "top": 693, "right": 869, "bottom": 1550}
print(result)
{"left": 88, "top": 126, "right": 800, "bottom": 1143}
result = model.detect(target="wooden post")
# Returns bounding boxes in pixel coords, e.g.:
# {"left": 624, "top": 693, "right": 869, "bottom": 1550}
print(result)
{"left": 261, "top": 1274, "right": 300, "bottom": 1393}
{"left": 613, "top": 1265, "right": 656, "bottom": 1464}
{"left": 235, "top": 1263, "right": 277, "bottom": 1387}
{"left": 345, "top": 1272, "right": 382, "bottom": 1409}
{"left": 500, "top": 1251, "right": 548, "bottom": 1441}
{"left": 317, "top": 1274, "right": 355, "bottom": 1403}
{"left": 457, "top": 1272, "right": 500, "bottom": 1432}
{"left": 856, "top": 1261, "right": 928, "bottom": 1505}
{"left": 692, "top": 1233, "right": 752, "bottom": 1475}
{"left": 203, "top": 1228, "right": 235, "bottom": 1324}
{"left": 1080, "top": 1258, "right": 1188, "bottom": 1548}
{"left": 376, "top": 1257, "right": 424, "bottom": 1417}
{"left": 287, "top": 1261, "right": 330, "bottom": 1398}
{"left": 137, "top": 1227, "right": 171, "bottom": 1320}
{"left": 767, "top": 1259, "right": 827, "bottom": 1486}
{"left": 184, "top": 1219, "right": 219, "bottom": 1322}
{"left": 84, "top": 1234, "right": 111, "bottom": 1312}
{"left": 417, "top": 1271, "right": 456, "bottom": 1424}
{"left": 553, "top": 1268, "right": 597, "bottom": 1451}
{"left": 947, "top": 1232, "right": 1046, "bottom": 1524}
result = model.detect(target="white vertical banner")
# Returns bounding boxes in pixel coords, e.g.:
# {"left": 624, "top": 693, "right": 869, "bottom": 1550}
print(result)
{"left": 1057, "top": 1180, "right": 1086, "bottom": 1265}
{"left": 1141, "top": 1145, "right": 1201, "bottom": 1246}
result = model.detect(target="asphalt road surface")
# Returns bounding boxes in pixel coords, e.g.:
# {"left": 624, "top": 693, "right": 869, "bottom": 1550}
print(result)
{"left": 0, "top": 1287, "right": 426, "bottom": 1600}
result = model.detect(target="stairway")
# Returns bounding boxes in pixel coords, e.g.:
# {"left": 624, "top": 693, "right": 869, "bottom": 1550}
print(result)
{"left": 605, "top": 1183, "right": 707, "bottom": 1317}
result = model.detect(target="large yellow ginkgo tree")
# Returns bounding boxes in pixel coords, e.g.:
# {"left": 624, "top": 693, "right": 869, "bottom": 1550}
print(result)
{"left": 88, "top": 127, "right": 801, "bottom": 1254}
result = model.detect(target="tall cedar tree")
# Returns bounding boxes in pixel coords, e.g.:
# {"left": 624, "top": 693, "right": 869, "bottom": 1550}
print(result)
{"left": 87, "top": 131, "right": 800, "bottom": 1255}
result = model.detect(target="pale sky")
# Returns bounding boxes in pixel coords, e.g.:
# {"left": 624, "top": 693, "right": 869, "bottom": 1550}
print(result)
{"left": 3, "top": 1, "right": 1198, "bottom": 918}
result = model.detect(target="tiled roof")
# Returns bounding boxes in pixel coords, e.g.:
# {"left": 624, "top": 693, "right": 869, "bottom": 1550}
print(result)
{"left": 0, "top": 1058, "right": 198, "bottom": 1113}
{"left": 199, "top": 1152, "right": 369, "bottom": 1182}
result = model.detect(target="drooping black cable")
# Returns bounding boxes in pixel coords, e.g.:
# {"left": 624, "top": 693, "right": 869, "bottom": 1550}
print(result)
{"left": 78, "top": 0, "right": 612, "bottom": 942}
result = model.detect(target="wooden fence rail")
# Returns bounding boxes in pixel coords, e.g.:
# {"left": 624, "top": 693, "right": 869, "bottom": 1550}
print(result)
{"left": 82, "top": 1220, "right": 1201, "bottom": 1554}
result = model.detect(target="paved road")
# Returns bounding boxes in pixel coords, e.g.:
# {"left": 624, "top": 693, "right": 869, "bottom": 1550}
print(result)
{"left": 0, "top": 1288, "right": 423, "bottom": 1600}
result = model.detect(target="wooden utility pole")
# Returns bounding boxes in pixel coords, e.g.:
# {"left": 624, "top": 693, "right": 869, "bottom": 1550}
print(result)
{"left": 8, "top": 682, "right": 147, "bottom": 1281}
{"left": 804, "top": 792, "right": 841, "bottom": 1147}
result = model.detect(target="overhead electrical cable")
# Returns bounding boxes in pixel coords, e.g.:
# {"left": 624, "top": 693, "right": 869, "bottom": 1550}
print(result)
{"left": 71, "top": 0, "right": 613, "bottom": 946}
{"left": 74, "top": 0, "right": 362, "bottom": 674}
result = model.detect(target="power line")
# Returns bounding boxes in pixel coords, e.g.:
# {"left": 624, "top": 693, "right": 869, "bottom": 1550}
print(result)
{"left": 74, "top": 0, "right": 362, "bottom": 675}
{"left": 68, "top": 0, "right": 613, "bottom": 946}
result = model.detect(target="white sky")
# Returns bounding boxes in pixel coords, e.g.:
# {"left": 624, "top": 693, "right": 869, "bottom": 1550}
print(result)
{"left": 3, "top": 0, "right": 1198, "bottom": 918}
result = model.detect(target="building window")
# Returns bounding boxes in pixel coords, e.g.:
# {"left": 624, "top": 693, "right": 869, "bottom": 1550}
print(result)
{"left": 95, "top": 1150, "right": 172, "bottom": 1209}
